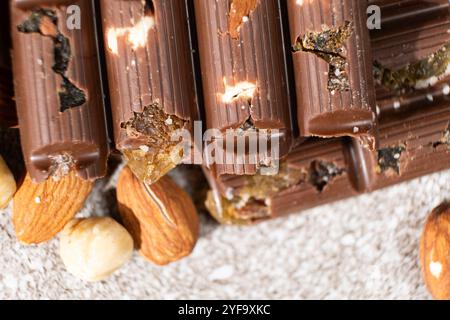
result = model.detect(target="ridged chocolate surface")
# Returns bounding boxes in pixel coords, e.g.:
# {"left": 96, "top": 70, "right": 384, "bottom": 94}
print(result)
{"left": 371, "top": 0, "right": 450, "bottom": 117}
{"left": 211, "top": 100, "right": 450, "bottom": 219}
{"left": 194, "top": 0, "right": 294, "bottom": 176}
{"left": 100, "top": 0, "right": 198, "bottom": 150}
{"left": 271, "top": 139, "right": 358, "bottom": 217}
{"left": 10, "top": 0, "right": 108, "bottom": 182}
{"left": 287, "top": 0, "right": 377, "bottom": 146}
{"left": 194, "top": 0, "right": 293, "bottom": 131}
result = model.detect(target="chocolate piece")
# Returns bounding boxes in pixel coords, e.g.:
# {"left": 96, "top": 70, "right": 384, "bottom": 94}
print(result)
{"left": 287, "top": 0, "right": 377, "bottom": 149}
{"left": 371, "top": 0, "right": 450, "bottom": 117}
{"left": 204, "top": 138, "right": 359, "bottom": 224}
{"left": 369, "top": 0, "right": 449, "bottom": 32}
{"left": 206, "top": 87, "right": 450, "bottom": 223}
{"left": 194, "top": 0, "right": 295, "bottom": 176}
{"left": 346, "top": 98, "right": 450, "bottom": 192}
{"left": 10, "top": 0, "right": 108, "bottom": 182}
{"left": 0, "top": 1, "right": 17, "bottom": 128}
{"left": 100, "top": 0, "right": 199, "bottom": 185}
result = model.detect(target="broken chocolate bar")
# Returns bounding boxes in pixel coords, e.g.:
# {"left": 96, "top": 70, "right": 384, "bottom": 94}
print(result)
{"left": 100, "top": 0, "right": 199, "bottom": 185}
{"left": 206, "top": 8, "right": 450, "bottom": 224}
{"left": 347, "top": 99, "right": 450, "bottom": 193}
{"left": 287, "top": 0, "right": 377, "bottom": 149}
{"left": 371, "top": 0, "right": 450, "bottom": 116}
{"left": 206, "top": 93, "right": 450, "bottom": 224}
{"left": 204, "top": 138, "right": 359, "bottom": 224}
{"left": 193, "top": 0, "right": 295, "bottom": 176}
{"left": 10, "top": 0, "right": 108, "bottom": 182}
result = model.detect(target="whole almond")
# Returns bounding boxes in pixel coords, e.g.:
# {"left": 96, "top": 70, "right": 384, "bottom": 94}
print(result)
{"left": 13, "top": 172, "right": 93, "bottom": 245}
{"left": 420, "top": 202, "right": 450, "bottom": 300}
{"left": 117, "top": 167, "right": 199, "bottom": 265}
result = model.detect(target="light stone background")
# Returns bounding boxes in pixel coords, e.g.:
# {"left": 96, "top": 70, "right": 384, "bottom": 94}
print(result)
{"left": 1, "top": 163, "right": 449, "bottom": 300}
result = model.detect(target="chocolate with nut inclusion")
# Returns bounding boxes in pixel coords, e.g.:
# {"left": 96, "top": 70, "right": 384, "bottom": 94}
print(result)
{"left": 10, "top": 0, "right": 108, "bottom": 182}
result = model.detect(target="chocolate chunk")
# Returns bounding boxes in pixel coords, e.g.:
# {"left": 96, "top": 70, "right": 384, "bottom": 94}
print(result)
{"left": 371, "top": 0, "right": 450, "bottom": 117}
{"left": 204, "top": 139, "right": 358, "bottom": 224}
{"left": 287, "top": 0, "right": 377, "bottom": 149}
{"left": 194, "top": 0, "right": 295, "bottom": 176}
{"left": 10, "top": 0, "right": 109, "bottom": 182}
{"left": 100, "top": 0, "right": 199, "bottom": 185}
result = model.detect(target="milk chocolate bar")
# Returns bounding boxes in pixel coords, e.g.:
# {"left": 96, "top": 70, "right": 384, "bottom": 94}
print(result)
{"left": 346, "top": 101, "right": 450, "bottom": 193}
{"left": 371, "top": 0, "right": 450, "bottom": 116}
{"left": 204, "top": 138, "right": 359, "bottom": 224}
{"left": 206, "top": 95, "right": 450, "bottom": 224}
{"left": 201, "top": 0, "right": 447, "bottom": 222}
{"left": 10, "top": 0, "right": 108, "bottom": 182}
{"left": 193, "top": 0, "right": 295, "bottom": 176}
{"left": 0, "top": 1, "right": 17, "bottom": 128}
{"left": 287, "top": 0, "right": 377, "bottom": 149}
{"left": 100, "top": 0, "right": 199, "bottom": 185}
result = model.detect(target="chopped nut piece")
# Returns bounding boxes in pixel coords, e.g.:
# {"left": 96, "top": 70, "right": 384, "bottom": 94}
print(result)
{"left": 0, "top": 155, "right": 16, "bottom": 209}
{"left": 206, "top": 164, "right": 305, "bottom": 224}
{"left": 60, "top": 217, "right": 134, "bottom": 282}
{"left": 293, "top": 21, "right": 353, "bottom": 91}
{"left": 309, "top": 161, "right": 344, "bottom": 192}
{"left": 48, "top": 153, "right": 75, "bottom": 181}
{"left": 228, "top": 0, "right": 259, "bottom": 39}
{"left": 377, "top": 145, "right": 406, "bottom": 175}
{"left": 121, "top": 103, "right": 188, "bottom": 185}
{"left": 433, "top": 124, "right": 450, "bottom": 148}
{"left": 374, "top": 43, "right": 450, "bottom": 94}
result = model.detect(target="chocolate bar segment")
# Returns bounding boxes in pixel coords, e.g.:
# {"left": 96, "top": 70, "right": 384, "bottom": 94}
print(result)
{"left": 100, "top": 0, "right": 199, "bottom": 184}
{"left": 194, "top": 0, "right": 295, "bottom": 176}
{"left": 10, "top": 0, "right": 108, "bottom": 182}
{"left": 206, "top": 91, "right": 450, "bottom": 223}
{"left": 206, "top": 101, "right": 450, "bottom": 223}
{"left": 205, "top": 138, "right": 360, "bottom": 224}
{"left": 371, "top": 0, "right": 450, "bottom": 116}
{"left": 368, "top": 0, "right": 449, "bottom": 31}
{"left": 287, "top": 0, "right": 377, "bottom": 149}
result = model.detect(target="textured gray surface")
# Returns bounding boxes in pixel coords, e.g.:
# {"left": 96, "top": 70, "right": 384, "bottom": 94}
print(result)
{"left": 1, "top": 166, "right": 449, "bottom": 300}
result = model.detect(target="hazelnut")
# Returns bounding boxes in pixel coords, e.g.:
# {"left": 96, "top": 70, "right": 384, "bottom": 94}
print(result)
{"left": 60, "top": 217, "right": 134, "bottom": 282}
{"left": 0, "top": 155, "right": 16, "bottom": 209}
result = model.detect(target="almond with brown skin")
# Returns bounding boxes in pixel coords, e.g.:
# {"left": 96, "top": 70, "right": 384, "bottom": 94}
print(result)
{"left": 420, "top": 201, "right": 450, "bottom": 300}
{"left": 117, "top": 167, "right": 199, "bottom": 265}
{"left": 13, "top": 172, "right": 93, "bottom": 245}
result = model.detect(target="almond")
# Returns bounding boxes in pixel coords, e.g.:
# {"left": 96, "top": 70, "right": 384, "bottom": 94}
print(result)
{"left": 13, "top": 172, "right": 93, "bottom": 245}
{"left": 117, "top": 167, "right": 199, "bottom": 265}
{"left": 420, "top": 201, "right": 450, "bottom": 300}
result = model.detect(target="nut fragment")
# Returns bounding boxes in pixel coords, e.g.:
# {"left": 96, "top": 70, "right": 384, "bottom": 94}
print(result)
{"left": 117, "top": 167, "right": 199, "bottom": 265}
{"left": 60, "top": 217, "right": 134, "bottom": 282}
{"left": 0, "top": 155, "right": 16, "bottom": 209}
{"left": 13, "top": 172, "right": 93, "bottom": 244}
{"left": 420, "top": 202, "right": 450, "bottom": 300}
